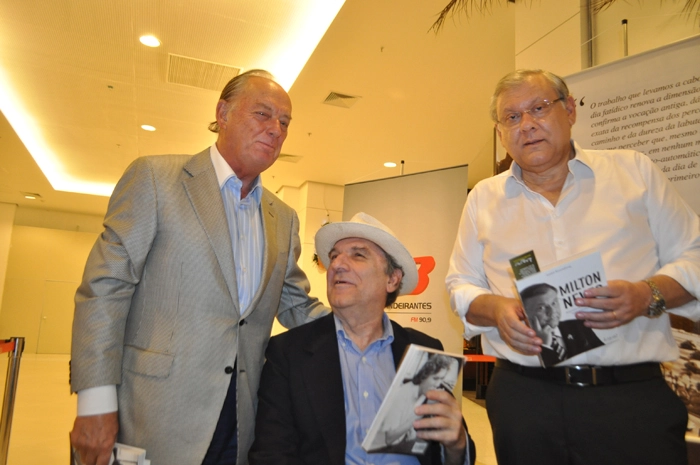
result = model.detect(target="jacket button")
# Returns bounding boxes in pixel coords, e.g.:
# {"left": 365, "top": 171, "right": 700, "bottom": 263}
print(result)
{"left": 224, "top": 366, "right": 234, "bottom": 374}
{"left": 239, "top": 319, "right": 246, "bottom": 326}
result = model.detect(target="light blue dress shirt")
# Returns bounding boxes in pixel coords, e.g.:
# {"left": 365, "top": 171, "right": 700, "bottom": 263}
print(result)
{"left": 335, "top": 314, "right": 421, "bottom": 465}
{"left": 212, "top": 145, "right": 264, "bottom": 314}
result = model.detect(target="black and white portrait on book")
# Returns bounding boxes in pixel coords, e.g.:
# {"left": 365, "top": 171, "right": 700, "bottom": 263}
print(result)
{"left": 520, "top": 282, "right": 604, "bottom": 367}
{"left": 362, "top": 346, "right": 464, "bottom": 455}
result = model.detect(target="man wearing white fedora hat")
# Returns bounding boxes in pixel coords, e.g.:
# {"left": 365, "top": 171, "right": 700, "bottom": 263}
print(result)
{"left": 249, "top": 212, "right": 474, "bottom": 465}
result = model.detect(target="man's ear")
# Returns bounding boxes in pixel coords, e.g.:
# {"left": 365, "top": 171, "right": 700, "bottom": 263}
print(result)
{"left": 386, "top": 269, "right": 403, "bottom": 293}
{"left": 216, "top": 100, "right": 229, "bottom": 125}
{"left": 565, "top": 95, "right": 577, "bottom": 126}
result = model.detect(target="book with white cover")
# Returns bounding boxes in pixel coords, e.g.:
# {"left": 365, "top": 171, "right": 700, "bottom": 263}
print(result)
{"left": 71, "top": 442, "right": 149, "bottom": 465}
{"left": 514, "top": 250, "right": 619, "bottom": 367}
{"left": 361, "top": 344, "right": 464, "bottom": 456}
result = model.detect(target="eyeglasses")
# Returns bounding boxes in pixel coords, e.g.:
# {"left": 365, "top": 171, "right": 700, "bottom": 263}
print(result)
{"left": 497, "top": 98, "right": 564, "bottom": 128}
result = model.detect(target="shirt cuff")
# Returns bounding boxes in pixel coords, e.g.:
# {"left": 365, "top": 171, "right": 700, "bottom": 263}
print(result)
{"left": 77, "top": 385, "right": 118, "bottom": 416}
{"left": 439, "top": 427, "right": 471, "bottom": 465}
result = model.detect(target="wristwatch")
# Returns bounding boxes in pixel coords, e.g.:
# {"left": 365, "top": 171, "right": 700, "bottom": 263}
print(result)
{"left": 643, "top": 279, "right": 666, "bottom": 318}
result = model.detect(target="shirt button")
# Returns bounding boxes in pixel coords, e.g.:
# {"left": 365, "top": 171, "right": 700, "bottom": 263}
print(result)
{"left": 363, "top": 391, "right": 369, "bottom": 399}
{"left": 361, "top": 356, "right": 367, "bottom": 363}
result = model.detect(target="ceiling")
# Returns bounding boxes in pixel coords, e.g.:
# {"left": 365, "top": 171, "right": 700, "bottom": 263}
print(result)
{"left": 0, "top": 0, "right": 515, "bottom": 218}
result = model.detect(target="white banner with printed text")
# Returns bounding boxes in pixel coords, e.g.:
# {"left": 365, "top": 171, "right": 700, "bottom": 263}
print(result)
{"left": 566, "top": 35, "right": 700, "bottom": 214}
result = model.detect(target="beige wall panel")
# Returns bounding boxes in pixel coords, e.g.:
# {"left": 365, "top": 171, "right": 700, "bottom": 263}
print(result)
{"left": 44, "top": 230, "right": 97, "bottom": 282}
{"left": 515, "top": 0, "right": 580, "bottom": 57}
{"left": 37, "top": 281, "right": 77, "bottom": 354}
{"left": 0, "top": 278, "right": 44, "bottom": 353}
{"left": 4, "top": 226, "right": 48, "bottom": 280}
{"left": 0, "top": 225, "right": 98, "bottom": 354}
{"left": 514, "top": 0, "right": 582, "bottom": 75}
{"left": 515, "top": 22, "right": 583, "bottom": 77}
{"left": 0, "top": 203, "right": 17, "bottom": 309}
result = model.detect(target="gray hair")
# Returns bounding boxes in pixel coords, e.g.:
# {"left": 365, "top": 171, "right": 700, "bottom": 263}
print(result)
{"left": 382, "top": 249, "right": 404, "bottom": 308}
{"left": 489, "top": 69, "right": 571, "bottom": 123}
{"left": 208, "top": 69, "right": 277, "bottom": 133}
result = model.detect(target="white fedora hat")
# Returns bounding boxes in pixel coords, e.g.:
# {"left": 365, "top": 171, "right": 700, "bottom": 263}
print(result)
{"left": 314, "top": 212, "right": 418, "bottom": 295}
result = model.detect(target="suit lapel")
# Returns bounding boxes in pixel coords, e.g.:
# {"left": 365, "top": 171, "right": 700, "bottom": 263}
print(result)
{"left": 301, "top": 315, "right": 347, "bottom": 465}
{"left": 390, "top": 320, "right": 412, "bottom": 368}
{"left": 181, "top": 149, "right": 239, "bottom": 314}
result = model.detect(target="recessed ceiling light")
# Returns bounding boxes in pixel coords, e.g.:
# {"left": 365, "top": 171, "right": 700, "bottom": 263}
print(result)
{"left": 139, "top": 35, "right": 161, "bottom": 47}
{"left": 141, "top": 125, "right": 156, "bottom": 131}
{"left": 384, "top": 162, "right": 397, "bottom": 168}
{"left": 21, "top": 192, "right": 41, "bottom": 200}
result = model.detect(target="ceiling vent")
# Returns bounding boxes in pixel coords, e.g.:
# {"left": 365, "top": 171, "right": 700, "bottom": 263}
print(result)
{"left": 167, "top": 54, "right": 241, "bottom": 92}
{"left": 323, "top": 91, "right": 361, "bottom": 108}
{"left": 279, "top": 153, "right": 302, "bottom": 163}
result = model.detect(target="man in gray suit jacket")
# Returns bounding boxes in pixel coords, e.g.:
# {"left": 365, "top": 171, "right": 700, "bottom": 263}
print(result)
{"left": 69, "top": 69, "right": 327, "bottom": 465}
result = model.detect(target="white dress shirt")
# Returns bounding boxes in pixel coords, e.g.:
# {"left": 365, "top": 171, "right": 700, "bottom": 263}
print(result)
{"left": 446, "top": 141, "right": 700, "bottom": 367}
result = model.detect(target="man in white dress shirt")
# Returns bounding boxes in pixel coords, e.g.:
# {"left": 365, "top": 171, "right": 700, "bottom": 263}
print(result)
{"left": 446, "top": 69, "right": 700, "bottom": 465}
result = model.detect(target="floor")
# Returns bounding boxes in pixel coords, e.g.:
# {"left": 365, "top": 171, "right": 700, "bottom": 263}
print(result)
{"left": 0, "top": 354, "right": 497, "bottom": 465}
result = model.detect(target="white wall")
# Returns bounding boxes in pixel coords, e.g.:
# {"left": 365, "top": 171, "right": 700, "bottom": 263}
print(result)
{"left": 592, "top": 2, "right": 699, "bottom": 66}
{"left": 512, "top": 0, "right": 698, "bottom": 74}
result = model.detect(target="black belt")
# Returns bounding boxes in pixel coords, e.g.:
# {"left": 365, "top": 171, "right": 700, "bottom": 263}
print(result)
{"left": 495, "top": 359, "right": 662, "bottom": 387}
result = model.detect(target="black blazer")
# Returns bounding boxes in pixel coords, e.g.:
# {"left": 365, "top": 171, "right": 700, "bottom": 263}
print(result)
{"left": 249, "top": 313, "right": 475, "bottom": 465}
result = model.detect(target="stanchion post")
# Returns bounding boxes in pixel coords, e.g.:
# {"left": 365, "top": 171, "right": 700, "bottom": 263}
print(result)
{"left": 0, "top": 337, "right": 25, "bottom": 465}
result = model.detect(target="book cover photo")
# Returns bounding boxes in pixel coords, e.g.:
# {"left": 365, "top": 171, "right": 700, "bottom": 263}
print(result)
{"left": 361, "top": 344, "right": 464, "bottom": 456}
{"left": 513, "top": 250, "right": 619, "bottom": 367}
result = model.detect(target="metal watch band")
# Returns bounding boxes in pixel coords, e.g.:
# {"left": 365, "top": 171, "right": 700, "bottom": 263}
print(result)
{"left": 643, "top": 279, "right": 666, "bottom": 318}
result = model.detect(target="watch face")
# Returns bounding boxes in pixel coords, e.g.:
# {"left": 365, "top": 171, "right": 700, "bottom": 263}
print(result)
{"left": 648, "top": 305, "right": 664, "bottom": 318}
{"left": 647, "top": 296, "right": 666, "bottom": 318}
{"left": 644, "top": 279, "right": 666, "bottom": 319}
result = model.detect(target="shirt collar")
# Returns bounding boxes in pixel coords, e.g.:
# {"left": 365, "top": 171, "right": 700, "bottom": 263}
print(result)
{"left": 334, "top": 313, "right": 395, "bottom": 351}
{"left": 210, "top": 145, "right": 263, "bottom": 203}
{"left": 504, "top": 140, "right": 593, "bottom": 195}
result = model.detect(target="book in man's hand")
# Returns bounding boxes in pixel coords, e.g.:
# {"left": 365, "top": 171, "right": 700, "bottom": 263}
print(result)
{"left": 361, "top": 344, "right": 464, "bottom": 456}
{"left": 512, "top": 250, "right": 619, "bottom": 367}
{"left": 71, "top": 441, "right": 150, "bottom": 465}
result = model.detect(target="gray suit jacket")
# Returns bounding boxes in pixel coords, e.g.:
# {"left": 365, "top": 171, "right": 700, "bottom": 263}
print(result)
{"left": 71, "top": 148, "right": 327, "bottom": 465}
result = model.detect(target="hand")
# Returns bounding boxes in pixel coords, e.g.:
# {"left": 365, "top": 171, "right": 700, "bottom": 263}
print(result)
{"left": 486, "top": 295, "right": 543, "bottom": 356}
{"left": 70, "top": 412, "right": 119, "bottom": 465}
{"left": 574, "top": 279, "right": 650, "bottom": 329}
{"left": 413, "top": 390, "right": 467, "bottom": 465}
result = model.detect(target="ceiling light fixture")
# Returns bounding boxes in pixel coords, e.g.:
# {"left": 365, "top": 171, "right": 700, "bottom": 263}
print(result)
{"left": 384, "top": 162, "right": 397, "bottom": 168}
{"left": 21, "top": 192, "right": 41, "bottom": 200}
{"left": 139, "top": 35, "right": 161, "bottom": 47}
{"left": 141, "top": 125, "right": 156, "bottom": 131}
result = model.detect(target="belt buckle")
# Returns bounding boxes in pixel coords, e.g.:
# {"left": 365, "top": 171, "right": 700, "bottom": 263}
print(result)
{"left": 564, "top": 365, "right": 597, "bottom": 386}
